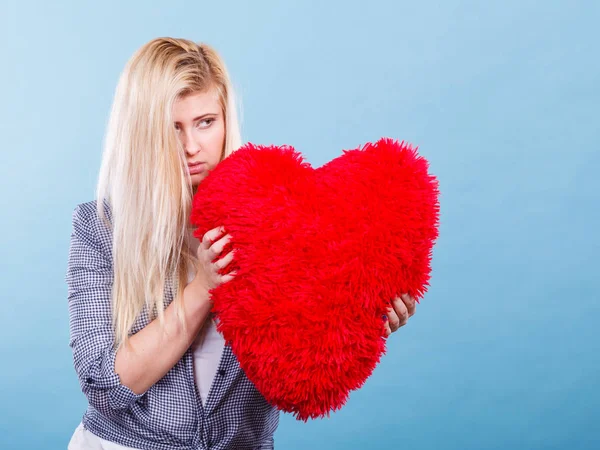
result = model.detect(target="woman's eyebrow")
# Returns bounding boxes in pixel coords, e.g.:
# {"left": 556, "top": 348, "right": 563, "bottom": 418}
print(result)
{"left": 174, "top": 113, "right": 218, "bottom": 124}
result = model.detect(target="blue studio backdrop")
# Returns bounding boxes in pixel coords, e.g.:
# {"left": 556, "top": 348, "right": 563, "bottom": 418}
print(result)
{"left": 1, "top": 1, "right": 598, "bottom": 449}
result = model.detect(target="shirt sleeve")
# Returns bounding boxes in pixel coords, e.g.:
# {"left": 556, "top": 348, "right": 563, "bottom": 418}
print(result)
{"left": 65, "top": 203, "right": 146, "bottom": 416}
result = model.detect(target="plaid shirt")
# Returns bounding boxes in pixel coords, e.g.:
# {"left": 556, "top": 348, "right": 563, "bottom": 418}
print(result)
{"left": 65, "top": 200, "right": 279, "bottom": 450}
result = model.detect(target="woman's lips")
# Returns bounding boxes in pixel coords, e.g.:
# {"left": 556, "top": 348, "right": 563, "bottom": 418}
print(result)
{"left": 188, "top": 163, "right": 206, "bottom": 175}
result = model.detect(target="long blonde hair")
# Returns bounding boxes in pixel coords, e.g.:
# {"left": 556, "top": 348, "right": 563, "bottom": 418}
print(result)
{"left": 95, "top": 37, "right": 242, "bottom": 349}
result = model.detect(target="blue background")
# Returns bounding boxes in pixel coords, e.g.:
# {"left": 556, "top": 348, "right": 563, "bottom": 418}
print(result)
{"left": 1, "top": 1, "right": 599, "bottom": 449}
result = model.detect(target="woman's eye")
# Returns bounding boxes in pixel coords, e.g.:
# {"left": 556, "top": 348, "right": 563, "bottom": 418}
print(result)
{"left": 197, "top": 119, "right": 214, "bottom": 128}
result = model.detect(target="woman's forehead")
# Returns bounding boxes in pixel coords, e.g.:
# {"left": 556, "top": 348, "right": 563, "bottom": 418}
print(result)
{"left": 173, "top": 89, "right": 221, "bottom": 117}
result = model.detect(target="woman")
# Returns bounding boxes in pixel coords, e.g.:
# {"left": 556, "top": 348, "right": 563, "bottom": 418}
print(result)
{"left": 66, "top": 37, "right": 416, "bottom": 450}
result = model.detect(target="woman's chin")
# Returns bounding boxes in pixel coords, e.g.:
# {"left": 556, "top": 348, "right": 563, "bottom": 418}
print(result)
{"left": 190, "top": 173, "right": 205, "bottom": 187}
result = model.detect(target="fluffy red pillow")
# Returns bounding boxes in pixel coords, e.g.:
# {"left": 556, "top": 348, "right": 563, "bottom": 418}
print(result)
{"left": 190, "top": 137, "right": 439, "bottom": 420}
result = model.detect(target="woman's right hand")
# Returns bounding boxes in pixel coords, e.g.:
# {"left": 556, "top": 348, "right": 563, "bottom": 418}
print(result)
{"left": 192, "top": 225, "right": 237, "bottom": 292}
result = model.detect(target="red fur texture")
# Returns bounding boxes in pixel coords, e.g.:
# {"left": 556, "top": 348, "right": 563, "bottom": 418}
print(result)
{"left": 190, "top": 137, "right": 440, "bottom": 420}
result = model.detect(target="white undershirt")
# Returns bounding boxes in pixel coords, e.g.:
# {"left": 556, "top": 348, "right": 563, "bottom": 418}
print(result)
{"left": 186, "top": 227, "right": 226, "bottom": 406}
{"left": 68, "top": 230, "right": 226, "bottom": 450}
{"left": 188, "top": 264, "right": 226, "bottom": 406}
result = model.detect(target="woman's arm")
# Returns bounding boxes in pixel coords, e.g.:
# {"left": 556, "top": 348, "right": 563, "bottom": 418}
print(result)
{"left": 67, "top": 203, "right": 212, "bottom": 416}
{"left": 114, "top": 277, "right": 211, "bottom": 394}
{"left": 114, "top": 224, "right": 236, "bottom": 394}
{"left": 67, "top": 203, "right": 235, "bottom": 415}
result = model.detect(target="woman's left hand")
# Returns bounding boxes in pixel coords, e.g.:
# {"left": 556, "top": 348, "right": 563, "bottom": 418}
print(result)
{"left": 383, "top": 293, "right": 416, "bottom": 336}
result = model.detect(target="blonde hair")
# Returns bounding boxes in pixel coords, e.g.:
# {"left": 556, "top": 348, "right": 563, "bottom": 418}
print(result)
{"left": 95, "top": 37, "right": 242, "bottom": 349}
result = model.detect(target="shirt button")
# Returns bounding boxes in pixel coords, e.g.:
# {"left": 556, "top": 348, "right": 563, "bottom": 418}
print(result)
{"left": 218, "top": 369, "right": 226, "bottom": 377}
{"left": 86, "top": 377, "right": 95, "bottom": 384}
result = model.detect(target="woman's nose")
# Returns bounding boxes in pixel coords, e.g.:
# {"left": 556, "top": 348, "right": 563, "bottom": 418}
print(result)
{"left": 183, "top": 131, "right": 199, "bottom": 154}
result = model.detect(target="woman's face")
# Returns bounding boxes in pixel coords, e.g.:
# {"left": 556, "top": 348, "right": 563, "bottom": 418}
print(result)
{"left": 172, "top": 88, "right": 226, "bottom": 188}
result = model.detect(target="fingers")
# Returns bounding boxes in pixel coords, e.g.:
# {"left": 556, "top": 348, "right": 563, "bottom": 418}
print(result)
{"left": 391, "top": 296, "right": 409, "bottom": 328}
{"left": 214, "top": 249, "right": 236, "bottom": 271}
{"left": 200, "top": 226, "right": 232, "bottom": 261}
{"left": 209, "top": 233, "right": 233, "bottom": 258}
{"left": 401, "top": 293, "right": 416, "bottom": 317}
{"left": 219, "top": 270, "right": 237, "bottom": 284}
{"left": 383, "top": 319, "right": 392, "bottom": 337}
{"left": 201, "top": 226, "right": 227, "bottom": 250}
{"left": 196, "top": 226, "right": 238, "bottom": 289}
{"left": 385, "top": 305, "right": 401, "bottom": 333}
{"left": 385, "top": 294, "right": 417, "bottom": 336}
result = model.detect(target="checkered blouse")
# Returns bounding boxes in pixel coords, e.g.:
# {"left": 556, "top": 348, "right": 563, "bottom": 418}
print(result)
{"left": 65, "top": 200, "right": 279, "bottom": 449}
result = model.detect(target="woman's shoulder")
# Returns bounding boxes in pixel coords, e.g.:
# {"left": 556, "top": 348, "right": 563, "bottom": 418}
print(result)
{"left": 73, "top": 198, "right": 112, "bottom": 220}
{"left": 71, "top": 199, "right": 113, "bottom": 251}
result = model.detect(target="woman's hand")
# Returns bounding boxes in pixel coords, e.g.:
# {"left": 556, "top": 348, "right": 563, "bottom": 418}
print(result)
{"left": 191, "top": 225, "right": 237, "bottom": 292}
{"left": 383, "top": 293, "right": 416, "bottom": 337}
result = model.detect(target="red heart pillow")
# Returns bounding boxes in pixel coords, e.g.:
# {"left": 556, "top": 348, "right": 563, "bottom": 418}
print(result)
{"left": 190, "top": 138, "right": 439, "bottom": 420}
